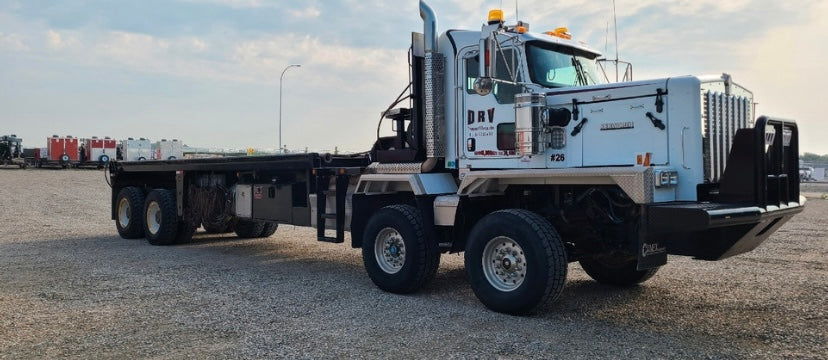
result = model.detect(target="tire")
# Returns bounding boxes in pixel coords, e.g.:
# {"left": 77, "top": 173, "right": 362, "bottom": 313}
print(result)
{"left": 115, "top": 187, "right": 145, "bottom": 239}
{"left": 259, "top": 222, "right": 278, "bottom": 238}
{"left": 174, "top": 221, "right": 197, "bottom": 244}
{"left": 234, "top": 219, "right": 265, "bottom": 238}
{"left": 362, "top": 205, "right": 440, "bottom": 294}
{"left": 465, "top": 209, "right": 567, "bottom": 315}
{"left": 137, "top": 157, "right": 146, "bottom": 161}
{"left": 99, "top": 154, "right": 110, "bottom": 164}
{"left": 143, "top": 189, "right": 179, "bottom": 245}
{"left": 202, "top": 214, "right": 234, "bottom": 234}
{"left": 579, "top": 256, "right": 659, "bottom": 286}
{"left": 167, "top": 156, "right": 176, "bottom": 160}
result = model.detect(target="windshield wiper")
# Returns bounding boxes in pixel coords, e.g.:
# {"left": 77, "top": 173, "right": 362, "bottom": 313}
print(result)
{"left": 571, "top": 57, "right": 588, "bottom": 86}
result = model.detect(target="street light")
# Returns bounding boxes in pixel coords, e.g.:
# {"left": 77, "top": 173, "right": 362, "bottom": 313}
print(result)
{"left": 279, "top": 64, "right": 301, "bottom": 154}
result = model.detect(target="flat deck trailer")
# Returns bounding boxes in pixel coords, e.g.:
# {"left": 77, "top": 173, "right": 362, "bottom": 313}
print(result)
{"left": 108, "top": 1, "right": 805, "bottom": 315}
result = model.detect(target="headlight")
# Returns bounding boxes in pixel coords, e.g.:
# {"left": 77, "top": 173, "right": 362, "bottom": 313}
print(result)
{"left": 550, "top": 127, "right": 566, "bottom": 149}
{"left": 655, "top": 170, "right": 678, "bottom": 187}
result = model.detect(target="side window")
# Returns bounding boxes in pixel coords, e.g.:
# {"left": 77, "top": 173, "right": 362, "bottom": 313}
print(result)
{"left": 497, "top": 123, "right": 516, "bottom": 150}
{"left": 465, "top": 49, "right": 523, "bottom": 104}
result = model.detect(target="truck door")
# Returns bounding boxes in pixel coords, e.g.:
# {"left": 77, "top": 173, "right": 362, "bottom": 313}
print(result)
{"left": 460, "top": 48, "right": 524, "bottom": 160}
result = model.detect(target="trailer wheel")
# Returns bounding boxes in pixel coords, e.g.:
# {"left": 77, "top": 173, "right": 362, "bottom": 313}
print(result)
{"left": 259, "top": 223, "right": 278, "bottom": 238}
{"left": 465, "top": 209, "right": 567, "bottom": 315}
{"left": 143, "top": 189, "right": 179, "bottom": 245}
{"left": 234, "top": 219, "right": 265, "bottom": 238}
{"left": 115, "top": 187, "right": 145, "bottom": 239}
{"left": 579, "top": 257, "right": 659, "bottom": 286}
{"left": 362, "top": 205, "right": 440, "bottom": 294}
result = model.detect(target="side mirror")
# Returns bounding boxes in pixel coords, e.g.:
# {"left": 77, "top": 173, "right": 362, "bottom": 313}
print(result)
{"left": 475, "top": 29, "right": 497, "bottom": 96}
{"left": 474, "top": 77, "right": 493, "bottom": 96}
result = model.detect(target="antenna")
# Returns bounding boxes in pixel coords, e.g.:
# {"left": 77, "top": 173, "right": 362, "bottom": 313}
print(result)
{"left": 605, "top": 21, "right": 609, "bottom": 54}
{"left": 515, "top": 0, "right": 519, "bottom": 22}
{"left": 597, "top": 0, "right": 632, "bottom": 82}
{"left": 613, "top": 0, "right": 619, "bottom": 82}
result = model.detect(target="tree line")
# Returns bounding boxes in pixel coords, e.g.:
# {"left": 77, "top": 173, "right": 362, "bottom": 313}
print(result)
{"left": 800, "top": 153, "right": 828, "bottom": 163}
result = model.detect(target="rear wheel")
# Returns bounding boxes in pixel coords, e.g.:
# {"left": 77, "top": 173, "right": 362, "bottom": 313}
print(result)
{"left": 259, "top": 223, "right": 278, "bottom": 238}
{"left": 362, "top": 205, "right": 440, "bottom": 294}
{"left": 465, "top": 209, "right": 568, "bottom": 315}
{"left": 143, "top": 189, "right": 179, "bottom": 245}
{"left": 202, "top": 214, "right": 233, "bottom": 234}
{"left": 579, "top": 256, "right": 659, "bottom": 286}
{"left": 234, "top": 219, "right": 265, "bottom": 238}
{"left": 115, "top": 187, "right": 145, "bottom": 239}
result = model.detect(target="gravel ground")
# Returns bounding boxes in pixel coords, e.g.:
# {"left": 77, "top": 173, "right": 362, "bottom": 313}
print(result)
{"left": 0, "top": 169, "right": 825, "bottom": 359}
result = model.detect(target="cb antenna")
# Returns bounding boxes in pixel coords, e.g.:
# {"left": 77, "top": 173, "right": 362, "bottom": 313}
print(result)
{"left": 516, "top": 0, "right": 519, "bottom": 23}
{"left": 613, "top": 0, "right": 620, "bottom": 82}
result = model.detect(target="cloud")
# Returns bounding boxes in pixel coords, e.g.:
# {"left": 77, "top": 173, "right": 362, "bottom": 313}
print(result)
{"left": 177, "top": 0, "right": 272, "bottom": 9}
{"left": 0, "top": 31, "right": 28, "bottom": 51}
{"left": 288, "top": 6, "right": 321, "bottom": 19}
{"left": 2, "top": 0, "right": 825, "bottom": 153}
{"left": 46, "top": 29, "right": 79, "bottom": 50}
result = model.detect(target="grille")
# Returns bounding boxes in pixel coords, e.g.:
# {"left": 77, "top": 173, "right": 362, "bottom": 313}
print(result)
{"left": 702, "top": 91, "right": 752, "bottom": 183}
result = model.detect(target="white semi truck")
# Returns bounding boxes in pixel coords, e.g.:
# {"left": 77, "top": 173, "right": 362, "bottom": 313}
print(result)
{"left": 108, "top": 2, "right": 804, "bottom": 314}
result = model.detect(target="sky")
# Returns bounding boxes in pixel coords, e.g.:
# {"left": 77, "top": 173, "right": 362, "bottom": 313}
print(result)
{"left": 1, "top": 0, "right": 826, "bottom": 154}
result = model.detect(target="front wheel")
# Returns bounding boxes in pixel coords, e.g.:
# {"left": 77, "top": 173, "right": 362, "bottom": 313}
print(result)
{"left": 362, "top": 205, "right": 440, "bottom": 294}
{"left": 465, "top": 209, "right": 568, "bottom": 315}
{"left": 579, "top": 256, "right": 659, "bottom": 286}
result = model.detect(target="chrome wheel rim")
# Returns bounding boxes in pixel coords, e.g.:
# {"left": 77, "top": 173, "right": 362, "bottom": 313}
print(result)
{"left": 482, "top": 236, "right": 527, "bottom": 292}
{"left": 117, "top": 198, "right": 130, "bottom": 228}
{"left": 146, "top": 201, "right": 161, "bottom": 235}
{"left": 374, "top": 227, "right": 405, "bottom": 274}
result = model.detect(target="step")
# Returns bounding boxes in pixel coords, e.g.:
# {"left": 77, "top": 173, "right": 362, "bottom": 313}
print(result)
{"left": 317, "top": 236, "right": 344, "bottom": 243}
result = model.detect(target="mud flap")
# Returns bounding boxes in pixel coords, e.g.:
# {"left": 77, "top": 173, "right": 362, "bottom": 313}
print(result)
{"left": 637, "top": 208, "right": 667, "bottom": 270}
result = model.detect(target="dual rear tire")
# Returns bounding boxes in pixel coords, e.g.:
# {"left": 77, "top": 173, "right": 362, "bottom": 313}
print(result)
{"left": 465, "top": 209, "right": 568, "bottom": 315}
{"left": 360, "top": 206, "right": 565, "bottom": 315}
{"left": 361, "top": 205, "right": 440, "bottom": 294}
{"left": 114, "top": 187, "right": 195, "bottom": 245}
{"left": 234, "top": 219, "right": 278, "bottom": 238}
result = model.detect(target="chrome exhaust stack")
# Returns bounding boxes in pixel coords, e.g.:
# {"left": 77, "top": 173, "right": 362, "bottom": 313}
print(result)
{"left": 419, "top": 0, "right": 445, "bottom": 164}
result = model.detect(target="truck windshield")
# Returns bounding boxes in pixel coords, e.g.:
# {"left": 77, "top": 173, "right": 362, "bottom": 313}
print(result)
{"left": 526, "top": 41, "right": 605, "bottom": 88}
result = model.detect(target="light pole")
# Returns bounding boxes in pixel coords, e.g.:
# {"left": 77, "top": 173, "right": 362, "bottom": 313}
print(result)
{"left": 279, "top": 64, "right": 301, "bottom": 153}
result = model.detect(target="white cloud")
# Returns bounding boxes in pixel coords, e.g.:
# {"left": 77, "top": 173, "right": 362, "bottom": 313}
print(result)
{"left": 178, "top": 0, "right": 272, "bottom": 9}
{"left": 2, "top": 0, "right": 825, "bottom": 153}
{"left": 0, "top": 32, "right": 28, "bottom": 51}
{"left": 288, "top": 6, "right": 321, "bottom": 19}
{"left": 735, "top": 0, "right": 828, "bottom": 154}
{"left": 46, "top": 29, "right": 79, "bottom": 50}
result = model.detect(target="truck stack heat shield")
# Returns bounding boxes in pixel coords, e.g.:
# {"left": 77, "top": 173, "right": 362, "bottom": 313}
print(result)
{"left": 424, "top": 52, "right": 446, "bottom": 158}
{"left": 515, "top": 93, "right": 548, "bottom": 156}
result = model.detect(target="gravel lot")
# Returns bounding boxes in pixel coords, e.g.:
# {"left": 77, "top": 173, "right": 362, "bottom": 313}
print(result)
{"left": 1, "top": 169, "right": 825, "bottom": 358}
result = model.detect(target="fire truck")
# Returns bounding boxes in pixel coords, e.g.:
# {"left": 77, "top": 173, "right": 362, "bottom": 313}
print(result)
{"left": 107, "top": 1, "right": 804, "bottom": 314}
